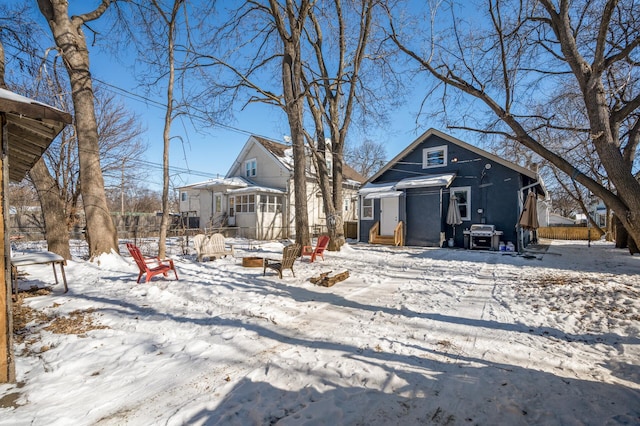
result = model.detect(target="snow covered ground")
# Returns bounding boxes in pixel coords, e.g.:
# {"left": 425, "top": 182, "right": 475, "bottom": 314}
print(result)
{"left": 1, "top": 238, "right": 639, "bottom": 425}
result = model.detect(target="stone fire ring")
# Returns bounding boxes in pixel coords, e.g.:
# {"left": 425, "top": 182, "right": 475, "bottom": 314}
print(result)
{"left": 242, "top": 257, "right": 264, "bottom": 267}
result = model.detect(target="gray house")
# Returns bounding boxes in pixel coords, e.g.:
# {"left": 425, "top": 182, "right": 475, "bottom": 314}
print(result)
{"left": 359, "top": 129, "right": 545, "bottom": 250}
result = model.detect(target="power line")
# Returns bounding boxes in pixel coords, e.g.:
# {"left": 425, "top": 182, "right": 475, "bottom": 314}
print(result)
{"left": 4, "top": 42, "right": 282, "bottom": 179}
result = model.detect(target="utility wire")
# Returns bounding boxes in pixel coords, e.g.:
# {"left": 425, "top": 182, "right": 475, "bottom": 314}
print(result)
{"left": 4, "top": 43, "right": 282, "bottom": 180}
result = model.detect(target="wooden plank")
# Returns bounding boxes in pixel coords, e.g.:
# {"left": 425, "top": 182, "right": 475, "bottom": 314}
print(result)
{"left": 0, "top": 118, "right": 14, "bottom": 382}
{"left": 0, "top": 98, "right": 72, "bottom": 124}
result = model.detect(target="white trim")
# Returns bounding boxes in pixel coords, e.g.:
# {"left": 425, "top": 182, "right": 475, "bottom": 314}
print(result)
{"left": 423, "top": 145, "right": 448, "bottom": 169}
{"left": 361, "top": 197, "right": 374, "bottom": 220}
{"left": 245, "top": 158, "right": 257, "bottom": 177}
{"left": 450, "top": 186, "right": 471, "bottom": 221}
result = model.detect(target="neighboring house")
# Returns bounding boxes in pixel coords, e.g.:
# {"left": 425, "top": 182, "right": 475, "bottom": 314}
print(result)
{"left": 574, "top": 199, "right": 607, "bottom": 227}
{"left": 179, "top": 135, "right": 365, "bottom": 240}
{"left": 358, "top": 128, "right": 546, "bottom": 249}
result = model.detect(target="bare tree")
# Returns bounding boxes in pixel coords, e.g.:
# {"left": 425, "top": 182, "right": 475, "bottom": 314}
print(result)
{"left": 300, "top": 0, "right": 388, "bottom": 250}
{"left": 15, "top": 81, "right": 147, "bottom": 259}
{"left": 190, "top": 1, "right": 313, "bottom": 246}
{"left": 345, "top": 138, "right": 387, "bottom": 179}
{"left": 124, "top": 0, "right": 190, "bottom": 258}
{"left": 36, "top": 0, "right": 119, "bottom": 259}
{"left": 192, "top": 1, "right": 395, "bottom": 248}
{"left": 388, "top": 0, "right": 640, "bottom": 252}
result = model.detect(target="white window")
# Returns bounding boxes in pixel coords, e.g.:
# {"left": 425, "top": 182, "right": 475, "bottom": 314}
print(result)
{"left": 214, "top": 194, "right": 222, "bottom": 213}
{"left": 361, "top": 197, "right": 373, "bottom": 220}
{"left": 423, "top": 145, "right": 447, "bottom": 168}
{"left": 245, "top": 159, "right": 257, "bottom": 177}
{"left": 327, "top": 159, "right": 333, "bottom": 177}
{"left": 451, "top": 187, "right": 471, "bottom": 221}
{"left": 344, "top": 198, "right": 350, "bottom": 212}
{"left": 181, "top": 192, "right": 187, "bottom": 202}
{"left": 259, "top": 195, "right": 282, "bottom": 213}
{"left": 236, "top": 194, "right": 255, "bottom": 213}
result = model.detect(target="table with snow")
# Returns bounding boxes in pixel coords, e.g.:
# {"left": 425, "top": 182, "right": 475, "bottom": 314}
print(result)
{"left": 11, "top": 251, "right": 68, "bottom": 294}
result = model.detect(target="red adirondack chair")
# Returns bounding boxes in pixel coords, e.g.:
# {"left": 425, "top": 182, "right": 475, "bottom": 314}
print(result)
{"left": 301, "top": 235, "right": 330, "bottom": 263}
{"left": 126, "top": 243, "right": 179, "bottom": 283}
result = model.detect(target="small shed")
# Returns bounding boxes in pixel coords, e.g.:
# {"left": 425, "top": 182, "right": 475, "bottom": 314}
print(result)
{"left": 0, "top": 87, "right": 72, "bottom": 383}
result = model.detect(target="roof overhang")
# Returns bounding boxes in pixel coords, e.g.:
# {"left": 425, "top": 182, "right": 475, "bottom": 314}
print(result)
{"left": 394, "top": 173, "right": 456, "bottom": 189}
{"left": 0, "top": 88, "right": 72, "bottom": 182}
{"left": 359, "top": 182, "right": 396, "bottom": 199}
{"left": 360, "top": 173, "right": 456, "bottom": 199}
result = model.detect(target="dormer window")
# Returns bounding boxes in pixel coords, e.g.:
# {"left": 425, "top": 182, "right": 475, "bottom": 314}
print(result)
{"left": 245, "top": 158, "right": 257, "bottom": 177}
{"left": 423, "top": 145, "right": 447, "bottom": 168}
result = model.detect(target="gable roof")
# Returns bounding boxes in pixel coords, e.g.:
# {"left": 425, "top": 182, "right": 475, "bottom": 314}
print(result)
{"left": 0, "top": 88, "right": 72, "bottom": 182}
{"left": 226, "top": 135, "right": 292, "bottom": 178}
{"left": 369, "top": 128, "right": 539, "bottom": 184}
{"left": 227, "top": 135, "right": 366, "bottom": 184}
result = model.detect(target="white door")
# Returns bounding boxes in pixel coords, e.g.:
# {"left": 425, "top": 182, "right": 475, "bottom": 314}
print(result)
{"left": 228, "top": 196, "right": 236, "bottom": 226}
{"left": 380, "top": 197, "right": 399, "bottom": 235}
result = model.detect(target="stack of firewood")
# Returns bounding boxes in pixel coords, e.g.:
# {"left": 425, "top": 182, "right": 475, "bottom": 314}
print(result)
{"left": 309, "top": 271, "right": 349, "bottom": 287}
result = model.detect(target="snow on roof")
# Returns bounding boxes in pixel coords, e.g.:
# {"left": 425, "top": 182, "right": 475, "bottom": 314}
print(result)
{"left": 0, "top": 87, "right": 68, "bottom": 114}
{"left": 227, "top": 185, "right": 286, "bottom": 195}
{"left": 186, "top": 176, "right": 250, "bottom": 190}
{"left": 359, "top": 182, "right": 396, "bottom": 195}
{"left": 359, "top": 173, "right": 455, "bottom": 198}
{"left": 394, "top": 173, "right": 456, "bottom": 189}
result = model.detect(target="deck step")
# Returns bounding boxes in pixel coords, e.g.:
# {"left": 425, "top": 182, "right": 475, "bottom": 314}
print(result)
{"left": 370, "top": 235, "right": 397, "bottom": 245}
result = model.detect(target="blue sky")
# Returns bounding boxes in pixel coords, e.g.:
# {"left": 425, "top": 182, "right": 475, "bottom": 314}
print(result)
{"left": 31, "top": 1, "right": 484, "bottom": 191}
{"left": 89, "top": 52, "right": 439, "bottom": 191}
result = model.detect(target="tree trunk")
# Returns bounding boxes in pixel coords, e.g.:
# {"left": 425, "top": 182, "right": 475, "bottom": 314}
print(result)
{"left": 29, "top": 159, "right": 71, "bottom": 260}
{"left": 328, "top": 146, "right": 345, "bottom": 251}
{"left": 290, "top": 125, "right": 310, "bottom": 246}
{"left": 37, "top": 0, "right": 118, "bottom": 260}
{"left": 272, "top": 0, "right": 311, "bottom": 247}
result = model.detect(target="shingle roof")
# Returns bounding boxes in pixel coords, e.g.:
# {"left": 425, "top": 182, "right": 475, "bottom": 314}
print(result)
{"left": 253, "top": 135, "right": 365, "bottom": 184}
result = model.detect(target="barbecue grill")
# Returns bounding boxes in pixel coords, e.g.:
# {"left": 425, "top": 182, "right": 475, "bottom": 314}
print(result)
{"left": 464, "top": 224, "right": 504, "bottom": 250}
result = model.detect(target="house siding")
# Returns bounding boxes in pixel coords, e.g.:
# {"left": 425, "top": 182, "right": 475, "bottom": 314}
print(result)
{"left": 360, "top": 130, "right": 541, "bottom": 249}
{"left": 238, "top": 142, "right": 288, "bottom": 190}
{"left": 179, "top": 135, "right": 364, "bottom": 240}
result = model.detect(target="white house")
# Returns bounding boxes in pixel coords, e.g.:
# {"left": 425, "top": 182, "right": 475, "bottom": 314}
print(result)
{"left": 178, "top": 135, "right": 365, "bottom": 240}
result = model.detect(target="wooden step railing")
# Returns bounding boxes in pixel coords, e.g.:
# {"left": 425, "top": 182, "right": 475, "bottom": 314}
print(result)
{"left": 394, "top": 221, "right": 404, "bottom": 246}
{"left": 369, "top": 221, "right": 404, "bottom": 246}
{"left": 369, "top": 221, "right": 380, "bottom": 244}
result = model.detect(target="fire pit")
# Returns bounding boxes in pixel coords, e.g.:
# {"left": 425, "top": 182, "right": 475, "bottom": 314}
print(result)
{"left": 242, "top": 257, "right": 264, "bottom": 267}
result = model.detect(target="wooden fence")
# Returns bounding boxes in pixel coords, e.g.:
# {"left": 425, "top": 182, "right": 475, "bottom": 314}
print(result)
{"left": 537, "top": 226, "right": 604, "bottom": 241}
